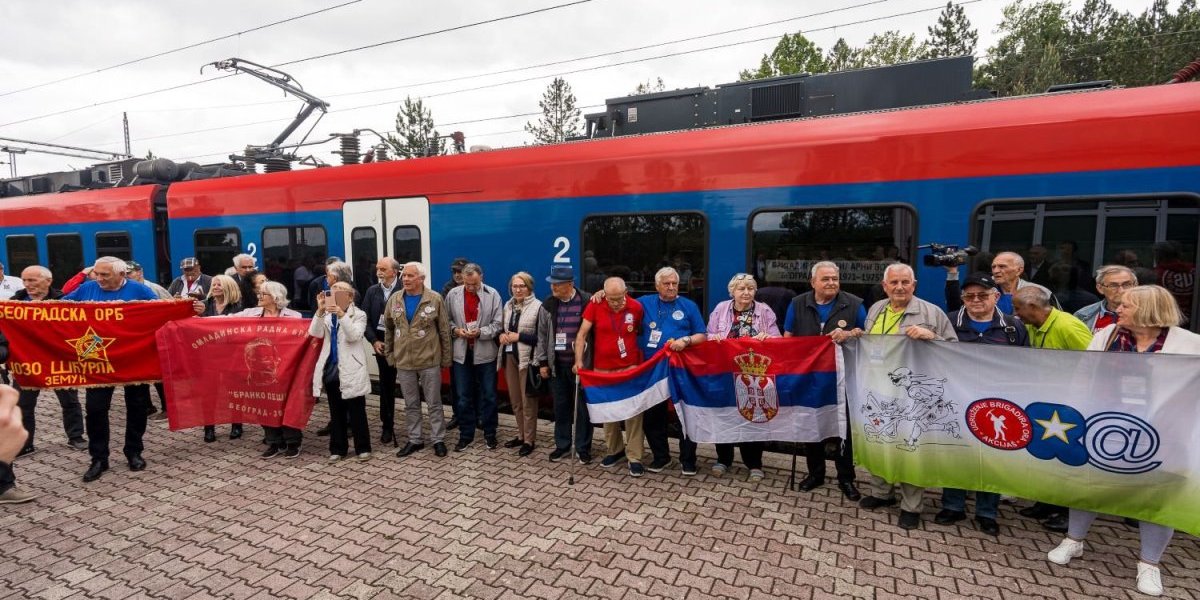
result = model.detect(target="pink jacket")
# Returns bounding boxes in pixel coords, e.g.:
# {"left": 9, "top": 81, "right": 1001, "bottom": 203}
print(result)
{"left": 707, "top": 300, "right": 781, "bottom": 339}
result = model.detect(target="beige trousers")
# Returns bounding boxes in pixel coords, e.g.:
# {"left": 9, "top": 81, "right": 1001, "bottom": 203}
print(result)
{"left": 502, "top": 360, "right": 539, "bottom": 444}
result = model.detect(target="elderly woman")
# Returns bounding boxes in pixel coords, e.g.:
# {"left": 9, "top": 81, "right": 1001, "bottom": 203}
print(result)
{"left": 1047, "top": 285, "right": 1200, "bottom": 597}
{"left": 311, "top": 281, "right": 372, "bottom": 462}
{"left": 191, "top": 274, "right": 246, "bottom": 443}
{"left": 706, "top": 273, "right": 780, "bottom": 482}
{"left": 498, "top": 272, "right": 541, "bottom": 456}
{"left": 232, "top": 281, "right": 304, "bottom": 457}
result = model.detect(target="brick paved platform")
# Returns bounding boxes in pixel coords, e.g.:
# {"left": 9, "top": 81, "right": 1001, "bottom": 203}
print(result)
{"left": 2, "top": 390, "right": 1198, "bottom": 600}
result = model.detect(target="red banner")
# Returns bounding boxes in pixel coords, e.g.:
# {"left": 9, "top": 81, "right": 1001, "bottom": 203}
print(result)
{"left": 0, "top": 299, "right": 196, "bottom": 389}
{"left": 156, "top": 317, "right": 321, "bottom": 431}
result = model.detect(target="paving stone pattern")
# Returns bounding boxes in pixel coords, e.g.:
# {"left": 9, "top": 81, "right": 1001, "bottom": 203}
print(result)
{"left": 2, "top": 390, "right": 1198, "bottom": 599}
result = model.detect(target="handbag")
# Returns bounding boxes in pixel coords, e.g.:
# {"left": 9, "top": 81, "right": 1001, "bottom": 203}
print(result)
{"left": 525, "top": 365, "right": 549, "bottom": 397}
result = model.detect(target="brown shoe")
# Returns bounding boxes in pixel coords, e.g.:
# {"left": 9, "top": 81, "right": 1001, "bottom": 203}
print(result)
{"left": 0, "top": 487, "right": 39, "bottom": 504}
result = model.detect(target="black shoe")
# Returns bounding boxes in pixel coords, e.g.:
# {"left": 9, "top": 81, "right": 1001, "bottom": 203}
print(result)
{"left": 82, "top": 460, "right": 108, "bottom": 482}
{"left": 485, "top": 437, "right": 497, "bottom": 450}
{"left": 433, "top": 442, "right": 447, "bottom": 457}
{"left": 859, "top": 495, "right": 898, "bottom": 510}
{"left": 1124, "top": 517, "right": 1139, "bottom": 527}
{"left": 67, "top": 438, "right": 88, "bottom": 451}
{"left": 837, "top": 480, "right": 862, "bottom": 501}
{"left": 1042, "top": 514, "right": 1068, "bottom": 533}
{"left": 548, "top": 448, "right": 570, "bottom": 462}
{"left": 380, "top": 430, "right": 394, "bottom": 445}
{"left": 898, "top": 510, "right": 921, "bottom": 530}
{"left": 599, "top": 452, "right": 626, "bottom": 468}
{"left": 935, "top": 509, "right": 967, "bottom": 525}
{"left": 797, "top": 474, "right": 824, "bottom": 492}
{"left": 1018, "top": 502, "right": 1060, "bottom": 520}
{"left": 17, "top": 445, "right": 35, "bottom": 458}
{"left": 316, "top": 423, "right": 332, "bottom": 437}
{"left": 282, "top": 445, "right": 301, "bottom": 458}
{"left": 127, "top": 454, "right": 147, "bottom": 471}
{"left": 204, "top": 427, "right": 217, "bottom": 443}
{"left": 454, "top": 440, "right": 472, "bottom": 452}
{"left": 229, "top": 424, "right": 243, "bottom": 440}
{"left": 504, "top": 438, "right": 523, "bottom": 449}
{"left": 976, "top": 516, "right": 1000, "bottom": 536}
{"left": 518, "top": 443, "right": 534, "bottom": 457}
{"left": 681, "top": 462, "right": 698, "bottom": 476}
{"left": 396, "top": 442, "right": 424, "bottom": 457}
{"left": 446, "top": 417, "right": 459, "bottom": 431}
{"left": 261, "top": 444, "right": 281, "bottom": 458}
{"left": 577, "top": 451, "right": 592, "bottom": 465}
{"left": 647, "top": 457, "right": 671, "bottom": 473}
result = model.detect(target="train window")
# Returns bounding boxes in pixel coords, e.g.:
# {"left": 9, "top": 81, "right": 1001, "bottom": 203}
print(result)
{"left": 95, "top": 232, "right": 132, "bottom": 261}
{"left": 749, "top": 206, "right": 917, "bottom": 305}
{"left": 350, "top": 228, "right": 378, "bottom": 299}
{"left": 262, "top": 225, "right": 328, "bottom": 310}
{"left": 194, "top": 229, "right": 241, "bottom": 277}
{"left": 46, "top": 233, "right": 84, "bottom": 286}
{"left": 974, "top": 196, "right": 1199, "bottom": 330}
{"left": 5, "top": 235, "right": 38, "bottom": 275}
{"left": 581, "top": 212, "right": 707, "bottom": 308}
{"left": 392, "top": 226, "right": 421, "bottom": 265}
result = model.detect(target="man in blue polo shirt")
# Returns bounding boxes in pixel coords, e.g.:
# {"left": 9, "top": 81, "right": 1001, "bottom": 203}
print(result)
{"left": 63, "top": 257, "right": 159, "bottom": 483}
{"left": 635, "top": 267, "right": 706, "bottom": 475}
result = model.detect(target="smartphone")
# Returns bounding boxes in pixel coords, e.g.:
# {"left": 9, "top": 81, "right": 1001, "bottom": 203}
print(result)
{"left": 324, "top": 291, "right": 337, "bottom": 310}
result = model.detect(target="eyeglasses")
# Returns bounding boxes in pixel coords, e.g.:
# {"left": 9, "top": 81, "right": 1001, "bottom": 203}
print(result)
{"left": 511, "top": 283, "right": 528, "bottom": 289}
{"left": 961, "top": 292, "right": 993, "bottom": 301}
{"left": 1100, "top": 281, "right": 1136, "bottom": 290}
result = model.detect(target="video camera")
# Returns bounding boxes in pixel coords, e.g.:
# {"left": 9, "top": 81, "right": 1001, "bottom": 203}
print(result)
{"left": 918, "top": 243, "right": 979, "bottom": 268}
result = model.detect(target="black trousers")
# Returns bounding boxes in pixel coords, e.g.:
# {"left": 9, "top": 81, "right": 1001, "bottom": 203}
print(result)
{"left": 716, "top": 442, "right": 764, "bottom": 470}
{"left": 643, "top": 400, "right": 671, "bottom": 463}
{"left": 804, "top": 436, "right": 856, "bottom": 482}
{"left": 374, "top": 351, "right": 398, "bottom": 433}
{"left": 17, "top": 386, "right": 84, "bottom": 447}
{"left": 264, "top": 426, "right": 302, "bottom": 447}
{"left": 328, "top": 383, "right": 371, "bottom": 456}
{"left": 0, "top": 461, "right": 14, "bottom": 495}
{"left": 85, "top": 384, "right": 150, "bottom": 462}
{"left": 153, "top": 381, "right": 167, "bottom": 413}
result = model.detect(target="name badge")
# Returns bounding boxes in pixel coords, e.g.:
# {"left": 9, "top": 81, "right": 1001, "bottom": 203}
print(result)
{"left": 505, "top": 343, "right": 514, "bottom": 352}
{"left": 378, "top": 313, "right": 386, "bottom": 330}
{"left": 555, "top": 332, "right": 567, "bottom": 352}
{"left": 617, "top": 336, "right": 627, "bottom": 358}
{"left": 672, "top": 310, "right": 684, "bottom": 321}
{"left": 467, "top": 320, "right": 478, "bottom": 331}
{"left": 647, "top": 330, "right": 663, "bottom": 348}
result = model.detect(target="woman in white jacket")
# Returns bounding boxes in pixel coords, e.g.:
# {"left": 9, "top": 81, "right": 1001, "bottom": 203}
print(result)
{"left": 497, "top": 272, "right": 541, "bottom": 456}
{"left": 310, "top": 281, "right": 372, "bottom": 462}
{"left": 1047, "top": 284, "right": 1200, "bottom": 597}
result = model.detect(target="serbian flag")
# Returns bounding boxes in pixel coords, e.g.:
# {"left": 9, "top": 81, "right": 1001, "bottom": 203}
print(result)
{"left": 670, "top": 337, "right": 844, "bottom": 444}
{"left": 0, "top": 299, "right": 195, "bottom": 389}
{"left": 156, "top": 317, "right": 321, "bottom": 431}
{"left": 579, "top": 351, "right": 672, "bottom": 423}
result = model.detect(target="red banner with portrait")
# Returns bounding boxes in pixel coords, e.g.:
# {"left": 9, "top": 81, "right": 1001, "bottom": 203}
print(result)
{"left": 155, "top": 317, "right": 320, "bottom": 430}
{"left": 0, "top": 299, "right": 196, "bottom": 389}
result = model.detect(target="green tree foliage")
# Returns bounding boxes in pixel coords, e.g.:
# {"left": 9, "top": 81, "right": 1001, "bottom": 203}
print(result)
{"left": 739, "top": 32, "right": 828, "bottom": 80}
{"left": 632, "top": 77, "right": 666, "bottom": 95}
{"left": 857, "top": 31, "right": 922, "bottom": 67}
{"left": 385, "top": 97, "right": 443, "bottom": 159}
{"left": 526, "top": 77, "right": 581, "bottom": 144}
{"left": 923, "top": 1, "right": 979, "bottom": 58}
{"left": 977, "top": 1, "right": 1071, "bottom": 95}
{"left": 825, "top": 38, "right": 863, "bottom": 71}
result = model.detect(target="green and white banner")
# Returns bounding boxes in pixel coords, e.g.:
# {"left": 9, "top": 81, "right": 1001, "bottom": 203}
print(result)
{"left": 844, "top": 336, "right": 1200, "bottom": 536}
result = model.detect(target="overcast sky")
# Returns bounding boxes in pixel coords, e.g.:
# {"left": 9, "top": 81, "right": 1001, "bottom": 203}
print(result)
{"left": 0, "top": 0, "right": 1164, "bottom": 176}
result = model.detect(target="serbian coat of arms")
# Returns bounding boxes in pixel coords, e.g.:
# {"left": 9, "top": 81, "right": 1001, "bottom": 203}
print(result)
{"left": 733, "top": 349, "right": 779, "bottom": 423}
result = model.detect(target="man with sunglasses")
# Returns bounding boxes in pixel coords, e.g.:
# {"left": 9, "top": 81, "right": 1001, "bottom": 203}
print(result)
{"left": 1074, "top": 265, "right": 1138, "bottom": 332}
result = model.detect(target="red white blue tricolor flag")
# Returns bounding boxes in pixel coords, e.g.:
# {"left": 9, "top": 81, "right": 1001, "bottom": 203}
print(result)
{"left": 579, "top": 337, "right": 844, "bottom": 444}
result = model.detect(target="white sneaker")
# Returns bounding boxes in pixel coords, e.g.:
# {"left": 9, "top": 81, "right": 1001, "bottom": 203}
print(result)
{"left": 356, "top": 452, "right": 371, "bottom": 461}
{"left": 328, "top": 454, "right": 342, "bottom": 462}
{"left": 748, "top": 469, "right": 765, "bottom": 482}
{"left": 1136, "top": 562, "right": 1163, "bottom": 597}
{"left": 1047, "top": 538, "right": 1084, "bottom": 565}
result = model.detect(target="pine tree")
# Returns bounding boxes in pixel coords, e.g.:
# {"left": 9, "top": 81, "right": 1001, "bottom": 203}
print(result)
{"left": 525, "top": 78, "right": 581, "bottom": 144}
{"left": 826, "top": 38, "right": 863, "bottom": 72}
{"left": 739, "top": 32, "right": 828, "bottom": 80}
{"left": 923, "top": 1, "right": 979, "bottom": 58}
{"left": 857, "top": 31, "right": 921, "bottom": 67}
{"left": 385, "top": 97, "right": 444, "bottom": 159}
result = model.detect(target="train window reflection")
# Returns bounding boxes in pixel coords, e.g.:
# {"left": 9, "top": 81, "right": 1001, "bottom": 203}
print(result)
{"left": 95, "top": 232, "right": 132, "bottom": 261}
{"left": 47, "top": 233, "right": 83, "bottom": 286}
{"left": 581, "top": 212, "right": 707, "bottom": 309}
{"left": 263, "top": 225, "right": 328, "bottom": 311}
{"left": 392, "top": 226, "right": 421, "bottom": 265}
{"left": 5, "top": 235, "right": 38, "bottom": 275}
{"left": 193, "top": 229, "right": 241, "bottom": 278}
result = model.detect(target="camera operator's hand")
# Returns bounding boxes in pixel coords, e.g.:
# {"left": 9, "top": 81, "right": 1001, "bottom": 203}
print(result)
{"left": 944, "top": 265, "right": 959, "bottom": 277}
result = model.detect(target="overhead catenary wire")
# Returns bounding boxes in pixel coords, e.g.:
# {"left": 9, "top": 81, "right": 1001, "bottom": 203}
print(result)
{"left": 0, "top": 0, "right": 365, "bottom": 100}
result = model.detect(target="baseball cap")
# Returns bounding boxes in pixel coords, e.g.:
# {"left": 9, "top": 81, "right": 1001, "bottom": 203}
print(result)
{"left": 180, "top": 257, "right": 199, "bottom": 269}
{"left": 962, "top": 272, "right": 998, "bottom": 290}
{"left": 126, "top": 260, "right": 143, "bottom": 272}
{"left": 451, "top": 257, "right": 469, "bottom": 272}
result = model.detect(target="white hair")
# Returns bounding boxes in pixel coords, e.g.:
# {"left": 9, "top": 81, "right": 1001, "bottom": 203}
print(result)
{"left": 95, "top": 256, "right": 129, "bottom": 274}
{"left": 260, "top": 281, "right": 290, "bottom": 308}
{"left": 1095, "top": 265, "right": 1137, "bottom": 285}
{"left": 22, "top": 265, "right": 53, "bottom": 281}
{"left": 726, "top": 273, "right": 756, "bottom": 295}
{"left": 655, "top": 267, "right": 679, "bottom": 284}
{"left": 995, "top": 251, "right": 1025, "bottom": 270}
{"left": 326, "top": 261, "right": 354, "bottom": 284}
{"left": 882, "top": 263, "right": 914, "bottom": 280}
{"left": 810, "top": 261, "right": 840, "bottom": 279}
{"left": 403, "top": 261, "right": 427, "bottom": 279}
{"left": 232, "top": 253, "right": 256, "bottom": 268}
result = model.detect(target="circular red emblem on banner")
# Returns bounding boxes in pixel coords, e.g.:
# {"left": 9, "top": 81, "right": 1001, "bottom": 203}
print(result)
{"left": 966, "top": 398, "right": 1032, "bottom": 450}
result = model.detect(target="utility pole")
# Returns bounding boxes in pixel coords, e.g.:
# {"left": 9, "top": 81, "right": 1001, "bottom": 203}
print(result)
{"left": 123, "top": 112, "right": 131, "bottom": 157}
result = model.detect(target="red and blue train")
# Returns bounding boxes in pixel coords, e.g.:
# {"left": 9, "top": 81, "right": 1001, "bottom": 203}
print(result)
{"left": 1, "top": 82, "right": 1198, "bottom": 327}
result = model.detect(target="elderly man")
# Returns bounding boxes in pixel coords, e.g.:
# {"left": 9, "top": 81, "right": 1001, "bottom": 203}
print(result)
{"left": 1026, "top": 245, "right": 1053, "bottom": 288}
{"left": 1075, "top": 265, "right": 1138, "bottom": 332}
{"left": 63, "top": 257, "right": 159, "bottom": 482}
{"left": 124, "top": 261, "right": 172, "bottom": 299}
{"left": 859, "top": 263, "right": 956, "bottom": 530}
{"left": 938, "top": 273, "right": 1030, "bottom": 536}
{"left": 167, "top": 257, "right": 211, "bottom": 299}
{"left": 232, "top": 254, "right": 259, "bottom": 310}
{"left": 385, "top": 262, "right": 452, "bottom": 458}
{"left": 363, "top": 257, "right": 404, "bottom": 445}
{"left": 946, "top": 251, "right": 1057, "bottom": 315}
{"left": 783, "top": 260, "right": 866, "bottom": 500}
{"left": 533, "top": 264, "right": 593, "bottom": 464}
{"left": 0, "top": 261, "right": 21, "bottom": 300}
{"left": 576, "top": 277, "right": 646, "bottom": 476}
{"left": 11, "top": 266, "right": 87, "bottom": 455}
{"left": 634, "top": 267, "right": 706, "bottom": 474}
{"left": 445, "top": 263, "right": 503, "bottom": 451}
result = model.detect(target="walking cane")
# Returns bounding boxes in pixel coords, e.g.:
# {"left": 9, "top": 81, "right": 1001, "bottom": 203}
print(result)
{"left": 569, "top": 373, "right": 580, "bottom": 485}
{"left": 787, "top": 442, "right": 799, "bottom": 491}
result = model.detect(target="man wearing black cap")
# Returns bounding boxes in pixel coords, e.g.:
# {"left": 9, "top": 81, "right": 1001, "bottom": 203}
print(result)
{"left": 532, "top": 264, "right": 593, "bottom": 464}
{"left": 937, "top": 271, "right": 1029, "bottom": 536}
{"left": 167, "top": 257, "right": 211, "bottom": 299}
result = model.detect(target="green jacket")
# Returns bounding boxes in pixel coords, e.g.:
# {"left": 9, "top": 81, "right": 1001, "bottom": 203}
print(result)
{"left": 1026, "top": 308, "right": 1092, "bottom": 350}
{"left": 384, "top": 287, "right": 452, "bottom": 371}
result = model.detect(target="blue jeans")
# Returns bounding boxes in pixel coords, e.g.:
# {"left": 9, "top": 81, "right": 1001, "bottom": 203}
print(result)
{"left": 942, "top": 488, "right": 1000, "bottom": 519}
{"left": 453, "top": 356, "right": 498, "bottom": 443}
{"left": 551, "top": 362, "right": 592, "bottom": 453}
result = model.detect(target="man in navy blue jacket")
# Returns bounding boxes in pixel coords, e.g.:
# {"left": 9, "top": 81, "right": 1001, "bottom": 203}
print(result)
{"left": 362, "top": 257, "right": 403, "bottom": 445}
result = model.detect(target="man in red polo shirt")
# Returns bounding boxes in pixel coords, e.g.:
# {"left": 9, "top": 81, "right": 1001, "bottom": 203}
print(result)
{"left": 574, "top": 277, "right": 645, "bottom": 477}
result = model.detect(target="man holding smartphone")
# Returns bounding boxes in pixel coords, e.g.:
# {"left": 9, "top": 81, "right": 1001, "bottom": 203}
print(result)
{"left": 445, "top": 263, "right": 503, "bottom": 451}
